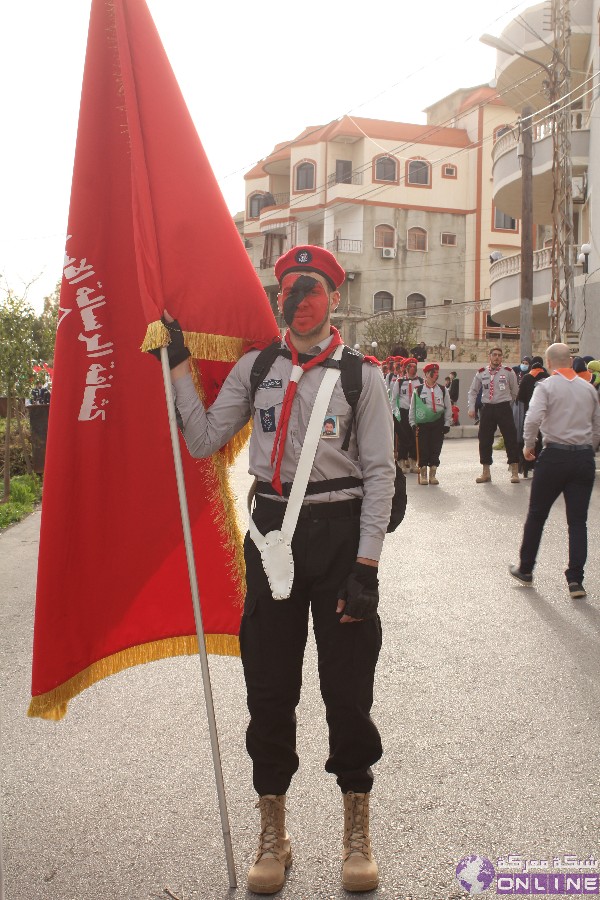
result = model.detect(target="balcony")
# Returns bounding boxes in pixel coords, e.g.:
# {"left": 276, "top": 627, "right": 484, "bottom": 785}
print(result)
{"left": 327, "top": 172, "right": 363, "bottom": 187}
{"left": 491, "top": 1, "right": 592, "bottom": 114}
{"left": 488, "top": 246, "right": 584, "bottom": 327}
{"left": 259, "top": 195, "right": 292, "bottom": 234}
{"left": 326, "top": 238, "right": 363, "bottom": 254}
{"left": 492, "top": 111, "right": 590, "bottom": 223}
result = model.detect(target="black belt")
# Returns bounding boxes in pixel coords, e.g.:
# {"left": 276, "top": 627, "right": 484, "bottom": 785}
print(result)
{"left": 254, "top": 494, "right": 362, "bottom": 520}
{"left": 544, "top": 442, "right": 593, "bottom": 451}
{"left": 255, "top": 476, "right": 363, "bottom": 498}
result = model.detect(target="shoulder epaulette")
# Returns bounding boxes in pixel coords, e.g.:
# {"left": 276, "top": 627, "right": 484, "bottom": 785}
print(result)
{"left": 478, "top": 367, "right": 485, "bottom": 372}
{"left": 504, "top": 366, "right": 512, "bottom": 371}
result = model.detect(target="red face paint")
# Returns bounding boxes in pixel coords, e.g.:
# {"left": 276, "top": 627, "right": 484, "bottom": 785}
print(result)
{"left": 279, "top": 273, "right": 330, "bottom": 334}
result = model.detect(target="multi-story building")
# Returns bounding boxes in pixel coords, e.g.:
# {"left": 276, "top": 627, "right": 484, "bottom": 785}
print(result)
{"left": 484, "top": 0, "right": 599, "bottom": 354}
{"left": 243, "top": 104, "right": 519, "bottom": 347}
{"left": 242, "top": 0, "right": 599, "bottom": 356}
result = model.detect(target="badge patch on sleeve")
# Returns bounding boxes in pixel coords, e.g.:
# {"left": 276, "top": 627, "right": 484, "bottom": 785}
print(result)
{"left": 260, "top": 407, "right": 277, "bottom": 432}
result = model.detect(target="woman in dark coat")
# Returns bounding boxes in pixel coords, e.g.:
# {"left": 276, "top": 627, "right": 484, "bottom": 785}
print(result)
{"left": 515, "top": 355, "right": 549, "bottom": 477}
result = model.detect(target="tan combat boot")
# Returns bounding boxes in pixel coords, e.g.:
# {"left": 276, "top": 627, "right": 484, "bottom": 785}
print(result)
{"left": 476, "top": 465, "right": 491, "bottom": 483}
{"left": 342, "top": 791, "right": 379, "bottom": 892}
{"left": 418, "top": 466, "right": 428, "bottom": 485}
{"left": 429, "top": 466, "right": 439, "bottom": 485}
{"left": 409, "top": 458, "right": 419, "bottom": 474}
{"left": 510, "top": 463, "right": 520, "bottom": 483}
{"left": 247, "top": 794, "right": 292, "bottom": 894}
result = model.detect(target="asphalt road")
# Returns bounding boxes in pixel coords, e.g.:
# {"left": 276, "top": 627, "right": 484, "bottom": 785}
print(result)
{"left": 1, "top": 441, "right": 599, "bottom": 900}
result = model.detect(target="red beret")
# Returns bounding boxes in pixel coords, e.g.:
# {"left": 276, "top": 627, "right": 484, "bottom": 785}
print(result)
{"left": 423, "top": 362, "right": 440, "bottom": 373}
{"left": 404, "top": 357, "right": 417, "bottom": 366}
{"left": 274, "top": 245, "right": 345, "bottom": 290}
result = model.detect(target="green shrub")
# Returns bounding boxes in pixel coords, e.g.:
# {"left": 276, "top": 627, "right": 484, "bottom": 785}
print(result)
{"left": 0, "top": 473, "right": 42, "bottom": 529}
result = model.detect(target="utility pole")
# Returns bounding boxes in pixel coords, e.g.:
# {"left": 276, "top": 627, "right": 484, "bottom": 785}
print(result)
{"left": 549, "top": 0, "right": 573, "bottom": 342}
{"left": 519, "top": 106, "right": 534, "bottom": 359}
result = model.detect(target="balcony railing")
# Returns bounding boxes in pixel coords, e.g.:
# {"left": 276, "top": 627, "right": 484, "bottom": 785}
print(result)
{"left": 489, "top": 245, "right": 581, "bottom": 283}
{"left": 327, "top": 172, "right": 363, "bottom": 187}
{"left": 326, "top": 238, "right": 363, "bottom": 254}
{"left": 260, "top": 192, "right": 290, "bottom": 209}
{"left": 492, "top": 110, "right": 589, "bottom": 164}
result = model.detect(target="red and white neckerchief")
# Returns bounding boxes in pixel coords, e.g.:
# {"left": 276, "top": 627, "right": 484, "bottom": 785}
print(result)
{"left": 425, "top": 382, "right": 437, "bottom": 411}
{"left": 488, "top": 365, "right": 500, "bottom": 400}
{"left": 270, "top": 326, "right": 343, "bottom": 495}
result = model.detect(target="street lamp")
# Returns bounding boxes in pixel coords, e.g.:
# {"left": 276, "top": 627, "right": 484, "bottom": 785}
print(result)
{"left": 449, "top": 343, "right": 457, "bottom": 362}
{"left": 579, "top": 242, "right": 591, "bottom": 275}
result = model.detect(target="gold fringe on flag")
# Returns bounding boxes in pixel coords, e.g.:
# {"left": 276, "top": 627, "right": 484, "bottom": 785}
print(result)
{"left": 140, "top": 320, "right": 244, "bottom": 363}
{"left": 27, "top": 633, "right": 240, "bottom": 721}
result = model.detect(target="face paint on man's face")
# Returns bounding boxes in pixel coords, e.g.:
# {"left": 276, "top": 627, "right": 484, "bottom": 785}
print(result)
{"left": 279, "top": 274, "right": 330, "bottom": 333}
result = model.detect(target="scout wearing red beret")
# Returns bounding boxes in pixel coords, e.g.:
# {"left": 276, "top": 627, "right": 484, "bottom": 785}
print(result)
{"left": 423, "top": 362, "right": 440, "bottom": 374}
{"left": 274, "top": 245, "right": 346, "bottom": 290}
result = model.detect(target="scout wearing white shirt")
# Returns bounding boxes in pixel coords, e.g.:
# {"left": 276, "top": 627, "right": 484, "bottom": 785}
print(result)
{"left": 391, "top": 358, "right": 422, "bottom": 472}
{"left": 467, "top": 346, "right": 521, "bottom": 483}
{"left": 510, "top": 343, "right": 600, "bottom": 600}
{"left": 408, "top": 362, "right": 451, "bottom": 485}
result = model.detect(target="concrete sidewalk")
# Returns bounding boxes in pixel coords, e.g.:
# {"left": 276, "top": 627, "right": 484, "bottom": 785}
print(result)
{"left": 1, "top": 441, "right": 599, "bottom": 899}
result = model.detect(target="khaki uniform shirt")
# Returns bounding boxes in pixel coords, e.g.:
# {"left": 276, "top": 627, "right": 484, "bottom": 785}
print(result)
{"left": 468, "top": 365, "right": 518, "bottom": 411}
{"left": 173, "top": 334, "right": 395, "bottom": 561}
{"left": 523, "top": 369, "right": 600, "bottom": 449}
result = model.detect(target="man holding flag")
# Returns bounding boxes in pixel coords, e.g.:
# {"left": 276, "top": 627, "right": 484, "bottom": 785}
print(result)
{"left": 166, "top": 245, "right": 395, "bottom": 894}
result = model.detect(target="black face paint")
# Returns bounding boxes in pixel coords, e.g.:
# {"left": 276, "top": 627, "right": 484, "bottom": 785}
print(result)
{"left": 281, "top": 275, "right": 319, "bottom": 327}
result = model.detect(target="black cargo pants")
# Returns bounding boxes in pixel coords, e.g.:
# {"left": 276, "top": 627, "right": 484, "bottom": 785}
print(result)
{"left": 240, "top": 494, "right": 383, "bottom": 796}
{"left": 478, "top": 401, "right": 519, "bottom": 464}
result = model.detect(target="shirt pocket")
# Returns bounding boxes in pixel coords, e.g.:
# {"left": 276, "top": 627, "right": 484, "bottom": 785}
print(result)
{"left": 322, "top": 398, "right": 353, "bottom": 445}
{"left": 254, "top": 386, "right": 284, "bottom": 434}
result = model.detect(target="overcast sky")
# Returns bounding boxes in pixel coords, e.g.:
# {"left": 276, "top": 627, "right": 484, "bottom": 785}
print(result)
{"left": 0, "top": 0, "right": 535, "bottom": 312}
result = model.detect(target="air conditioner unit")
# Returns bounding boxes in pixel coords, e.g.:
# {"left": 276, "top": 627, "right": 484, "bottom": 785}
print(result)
{"left": 381, "top": 248, "right": 396, "bottom": 259}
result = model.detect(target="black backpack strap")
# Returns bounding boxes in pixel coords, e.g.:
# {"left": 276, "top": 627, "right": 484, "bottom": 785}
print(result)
{"left": 340, "top": 346, "right": 364, "bottom": 451}
{"left": 249, "top": 340, "right": 284, "bottom": 404}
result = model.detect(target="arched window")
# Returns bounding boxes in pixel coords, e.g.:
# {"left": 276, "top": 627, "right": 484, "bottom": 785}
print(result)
{"left": 407, "top": 227, "right": 427, "bottom": 251}
{"left": 407, "top": 293, "right": 426, "bottom": 317}
{"left": 295, "top": 161, "right": 315, "bottom": 191}
{"left": 248, "top": 193, "right": 264, "bottom": 218}
{"left": 494, "top": 125, "right": 512, "bottom": 142}
{"left": 373, "top": 291, "right": 393, "bottom": 313}
{"left": 407, "top": 159, "right": 431, "bottom": 186}
{"left": 374, "top": 155, "right": 398, "bottom": 182}
{"left": 374, "top": 224, "right": 396, "bottom": 249}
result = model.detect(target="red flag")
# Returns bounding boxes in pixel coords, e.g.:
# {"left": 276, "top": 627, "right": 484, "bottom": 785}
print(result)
{"left": 28, "top": 0, "right": 279, "bottom": 720}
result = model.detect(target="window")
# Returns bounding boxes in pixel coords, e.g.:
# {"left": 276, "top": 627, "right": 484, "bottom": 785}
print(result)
{"left": 407, "top": 159, "right": 431, "bottom": 186}
{"left": 407, "top": 293, "right": 426, "bottom": 317}
{"left": 374, "top": 155, "right": 398, "bottom": 182}
{"left": 295, "top": 161, "right": 315, "bottom": 191}
{"left": 494, "top": 125, "right": 512, "bottom": 142}
{"left": 374, "top": 224, "right": 396, "bottom": 249}
{"left": 442, "top": 164, "right": 457, "bottom": 179}
{"left": 335, "top": 159, "right": 353, "bottom": 184}
{"left": 407, "top": 227, "right": 427, "bottom": 251}
{"left": 441, "top": 232, "right": 457, "bottom": 246}
{"left": 494, "top": 207, "right": 517, "bottom": 231}
{"left": 373, "top": 291, "right": 393, "bottom": 313}
{"left": 248, "top": 193, "right": 264, "bottom": 218}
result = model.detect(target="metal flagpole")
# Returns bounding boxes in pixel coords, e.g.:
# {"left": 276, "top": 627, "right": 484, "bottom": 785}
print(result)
{"left": 160, "top": 346, "right": 237, "bottom": 889}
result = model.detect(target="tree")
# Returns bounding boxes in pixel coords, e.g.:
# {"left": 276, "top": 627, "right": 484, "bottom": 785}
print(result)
{"left": 0, "top": 287, "right": 38, "bottom": 500}
{"left": 362, "top": 313, "right": 420, "bottom": 360}
{"left": 32, "top": 280, "right": 60, "bottom": 364}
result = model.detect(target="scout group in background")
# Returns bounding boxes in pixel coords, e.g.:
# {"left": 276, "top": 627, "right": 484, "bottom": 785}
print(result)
{"left": 387, "top": 357, "right": 452, "bottom": 484}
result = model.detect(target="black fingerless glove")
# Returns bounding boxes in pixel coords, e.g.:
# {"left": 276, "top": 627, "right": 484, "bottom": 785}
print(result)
{"left": 338, "top": 562, "right": 379, "bottom": 620}
{"left": 443, "top": 425, "right": 450, "bottom": 434}
{"left": 146, "top": 317, "right": 191, "bottom": 369}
